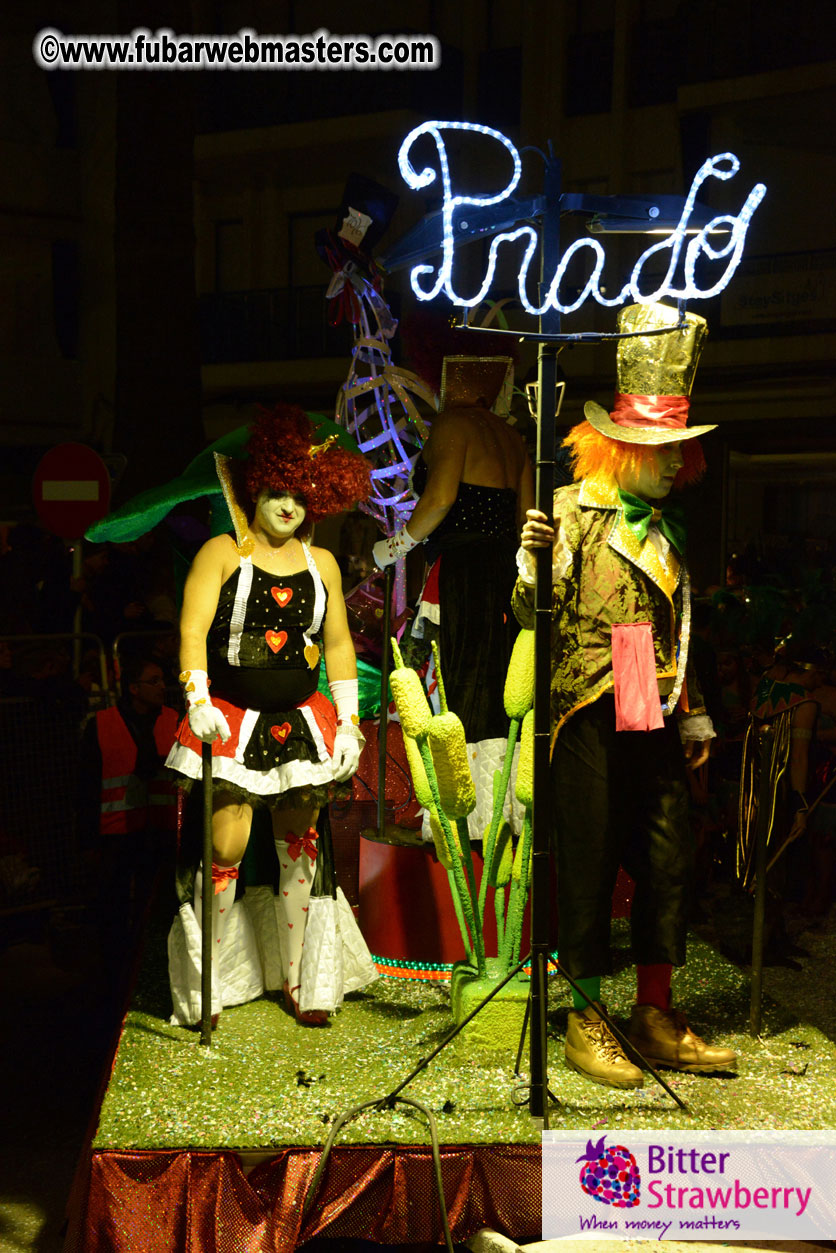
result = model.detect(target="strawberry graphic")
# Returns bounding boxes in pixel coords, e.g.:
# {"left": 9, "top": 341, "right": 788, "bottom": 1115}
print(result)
{"left": 576, "top": 1136, "right": 641, "bottom": 1208}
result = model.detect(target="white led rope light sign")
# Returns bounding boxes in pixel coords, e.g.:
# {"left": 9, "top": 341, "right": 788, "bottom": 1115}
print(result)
{"left": 397, "top": 122, "right": 767, "bottom": 314}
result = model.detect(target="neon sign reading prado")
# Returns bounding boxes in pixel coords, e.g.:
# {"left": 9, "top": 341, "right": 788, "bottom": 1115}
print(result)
{"left": 397, "top": 121, "right": 767, "bottom": 313}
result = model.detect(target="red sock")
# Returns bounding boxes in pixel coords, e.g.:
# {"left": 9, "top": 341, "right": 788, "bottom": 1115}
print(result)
{"left": 636, "top": 963, "right": 672, "bottom": 1010}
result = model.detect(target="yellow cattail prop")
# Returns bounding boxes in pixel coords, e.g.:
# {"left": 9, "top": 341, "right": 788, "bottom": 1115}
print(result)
{"left": 476, "top": 632, "right": 533, "bottom": 926}
{"left": 504, "top": 628, "right": 535, "bottom": 720}
{"left": 391, "top": 644, "right": 447, "bottom": 862}
{"left": 389, "top": 641, "right": 432, "bottom": 740}
{"left": 500, "top": 670, "right": 535, "bottom": 966}
{"left": 515, "top": 709, "right": 534, "bottom": 809}
{"left": 429, "top": 810, "right": 456, "bottom": 869}
{"left": 402, "top": 731, "right": 433, "bottom": 811}
{"left": 429, "top": 640, "right": 482, "bottom": 931}
{"left": 511, "top": 830, "right": 531, "bottom": 884}
{"left": 487, "top": 821, "right": 514, "bottom": 888}
{"left": 428, "top": 712, "right": 476, "bottom": 819}
{"left": 502, "top": 812, "right": 533, "bottom": 967}
{"left": 403, "top": 717, "right": 456, "bottom": 870}
{"left": 390, "top": 636, "right": 485, "bottom": 974}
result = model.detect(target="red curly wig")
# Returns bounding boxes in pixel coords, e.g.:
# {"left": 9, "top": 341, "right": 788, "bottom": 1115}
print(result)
{"left": 244, "top": 405, "right": 371, "bottom": 526}
{"left": 563, "top": 420, "right": 706, "bottom": 490}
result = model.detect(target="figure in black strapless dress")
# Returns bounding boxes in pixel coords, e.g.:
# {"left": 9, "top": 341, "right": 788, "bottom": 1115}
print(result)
{"left": 410, "top": 460, "right": 524, "bottom": 843}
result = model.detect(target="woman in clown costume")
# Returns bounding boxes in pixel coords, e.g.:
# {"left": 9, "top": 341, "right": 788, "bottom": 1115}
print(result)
{"left": 166, "top": 404, "right": 376, "bottom": 1027}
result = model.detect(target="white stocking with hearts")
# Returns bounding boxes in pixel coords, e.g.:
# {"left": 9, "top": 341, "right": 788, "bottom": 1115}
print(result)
{"left": 194, "top": 860, "right": 242, "bottom": 959}
{"left": 273, "top": 827, "right": 318, "bottom": 1006}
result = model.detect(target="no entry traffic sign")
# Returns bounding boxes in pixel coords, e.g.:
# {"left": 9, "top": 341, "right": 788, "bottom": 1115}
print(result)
{"left": 32, "top": 443, "right": 111, "bottom": 538}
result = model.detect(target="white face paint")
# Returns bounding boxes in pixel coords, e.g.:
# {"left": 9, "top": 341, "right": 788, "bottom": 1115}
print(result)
{"left": 252, "top": 489, "right": 307, "bottom": 540}
{"left": 617, "top": 442, "right": 684, "bottom": 502}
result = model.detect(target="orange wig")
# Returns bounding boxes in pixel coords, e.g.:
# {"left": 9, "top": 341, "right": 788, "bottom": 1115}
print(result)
{"left": 563, "top": 421, "right": 706, "bottom": 490}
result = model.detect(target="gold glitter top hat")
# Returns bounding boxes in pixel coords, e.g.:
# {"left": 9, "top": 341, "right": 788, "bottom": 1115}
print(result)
{"left": 584, "top": 302, "right": 715, "bottom": 445}
{"left": 439, "top": 356, "right": 514, "bottom": 418}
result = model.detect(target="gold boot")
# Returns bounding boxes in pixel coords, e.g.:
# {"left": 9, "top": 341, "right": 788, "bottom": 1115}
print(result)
{"left": 628, "top": 1005, "right": 737, "bottom": 1073}
{"left": 565, "top": 1003, "right": 644, "bottom": 1089}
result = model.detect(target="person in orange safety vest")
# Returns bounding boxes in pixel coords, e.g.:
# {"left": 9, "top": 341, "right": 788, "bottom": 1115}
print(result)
{"left": 78, "top": 655, "right": 179, "bottom": 988}
{"left": 96, "top": 686, "right": 179, "bottom": 834}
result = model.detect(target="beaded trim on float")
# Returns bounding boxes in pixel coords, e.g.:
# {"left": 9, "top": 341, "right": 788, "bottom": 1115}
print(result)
{"left": 370, "top": 951, "right": 561, "bottom": 980}
{"left": 372, "top": 956, "right": 453, "bottom": 980}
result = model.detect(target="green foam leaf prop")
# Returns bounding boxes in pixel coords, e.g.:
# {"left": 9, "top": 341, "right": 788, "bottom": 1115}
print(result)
{"left": 85, "top": 412, "right": 356, "bottom": 544}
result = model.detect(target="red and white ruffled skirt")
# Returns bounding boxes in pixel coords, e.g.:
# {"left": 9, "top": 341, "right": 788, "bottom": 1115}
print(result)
{"left": 166, "top": 689, "right": 344, "bottom": 808}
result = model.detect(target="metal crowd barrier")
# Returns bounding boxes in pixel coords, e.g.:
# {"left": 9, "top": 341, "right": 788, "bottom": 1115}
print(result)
{"left": 0, "top": 633, "right": 112, "bottom": 917}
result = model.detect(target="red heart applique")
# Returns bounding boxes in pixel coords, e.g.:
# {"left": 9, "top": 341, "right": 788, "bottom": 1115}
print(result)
{"left": 265, "top": 630, "right": 288, "bottom": 653}
{"left": 288, "top": 923, "right": 294, "bottom": 929}
{"left": 271, "top": 587, "right": 293, "bottom": 608}
{"left": 282, "top": 890, "right": 288, "bottom": 896}
{"left": 271, "top": 722, "right": 292, "bottom": 744}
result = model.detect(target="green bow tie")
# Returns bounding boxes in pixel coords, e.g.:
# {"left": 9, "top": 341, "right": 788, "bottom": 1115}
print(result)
{"left": 618, "top": 490, "right": 686, "bottom": 554}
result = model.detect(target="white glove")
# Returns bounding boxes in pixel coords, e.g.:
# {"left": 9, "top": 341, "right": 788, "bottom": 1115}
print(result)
{"left": 329, "top": 677, "right": 365, "bottom": 781}
{"left": 331, "top": 727, "right": 363, "bottom": 781}
{"left": 372, "top": 525, "right": 420, "bottom": 569}
{"left": 189, "top": 704, "right": 231, "bottom": 744}
{"left": 180, "top": 669, "right": 230, "bottom": 744}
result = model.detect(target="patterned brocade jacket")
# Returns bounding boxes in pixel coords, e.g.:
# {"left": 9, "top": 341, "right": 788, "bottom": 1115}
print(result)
{"left": 511, "top": 477, "right": 706, "bottom": 749}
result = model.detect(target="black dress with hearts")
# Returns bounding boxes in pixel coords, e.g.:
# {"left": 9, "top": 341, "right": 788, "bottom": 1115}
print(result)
{"left": 165, "top": 551, "right": 345, "bottom": 809}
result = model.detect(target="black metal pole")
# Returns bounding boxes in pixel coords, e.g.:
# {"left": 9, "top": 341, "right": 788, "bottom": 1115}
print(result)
{"left": 529, "top": 149, "right": 562, "bottom": 1122}
{"left": 377, "top": 564, "right": 394, "bottom": 836}
{"left": 749, "top": 727, "right": 774, "bottom": 1036}
{"left": 200, "top": 741, "right": 213, "bottom": 1047}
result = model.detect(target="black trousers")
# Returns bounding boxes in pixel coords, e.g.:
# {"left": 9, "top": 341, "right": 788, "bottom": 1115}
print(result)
{"left": 551, "top": 695, "right": 693, "bottom": 979}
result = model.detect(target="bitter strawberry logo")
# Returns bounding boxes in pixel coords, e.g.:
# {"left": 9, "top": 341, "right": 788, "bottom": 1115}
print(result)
{"left": 577, "top": 1136, "right": 641, "bottom": 1208}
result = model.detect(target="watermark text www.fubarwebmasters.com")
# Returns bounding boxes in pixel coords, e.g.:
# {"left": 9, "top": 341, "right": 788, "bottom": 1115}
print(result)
{"left": 33, "top": 27, "right": 440, "bottom": 71}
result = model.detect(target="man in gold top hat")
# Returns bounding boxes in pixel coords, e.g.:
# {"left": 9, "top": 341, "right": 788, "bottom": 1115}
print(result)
{"left": 514, "top": 301, "right": 737, "bottom": 1089}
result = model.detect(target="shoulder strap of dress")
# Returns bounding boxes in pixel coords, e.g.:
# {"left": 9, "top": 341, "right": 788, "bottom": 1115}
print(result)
{"left": 227, "top": 553, "right": 253, "bottom": 667}
{"left": 302, "top": 543, "right": 327, "bottom": 636}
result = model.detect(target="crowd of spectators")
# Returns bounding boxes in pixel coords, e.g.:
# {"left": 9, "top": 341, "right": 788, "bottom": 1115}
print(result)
{"left": 685, "top": 548, "right": 836, "bottom": 952}
{"left": 0, "top": 522, "right": 183, "bottom": 713}
{"left": 0, "top": 523, "right": 185, "bottom": 934}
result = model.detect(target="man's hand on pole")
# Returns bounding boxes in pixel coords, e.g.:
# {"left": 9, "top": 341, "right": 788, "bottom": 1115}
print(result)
{"left": 521, "top": 508, "right": 555, "bottom": 550}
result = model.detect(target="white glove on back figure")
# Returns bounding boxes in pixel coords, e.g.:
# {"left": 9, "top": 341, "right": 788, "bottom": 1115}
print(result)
{"left": 372, "top": 525, "right": 420, "bottom": 569}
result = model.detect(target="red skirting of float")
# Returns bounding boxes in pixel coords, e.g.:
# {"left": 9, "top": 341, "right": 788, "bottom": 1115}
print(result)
{"left": 75, "top": 1142, "right": 541, "bottom": 1251}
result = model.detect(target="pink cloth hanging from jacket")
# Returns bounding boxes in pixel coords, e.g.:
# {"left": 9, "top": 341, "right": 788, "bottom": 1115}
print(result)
{"left": 612, "top": 621, "right": 664, "bottom": 732}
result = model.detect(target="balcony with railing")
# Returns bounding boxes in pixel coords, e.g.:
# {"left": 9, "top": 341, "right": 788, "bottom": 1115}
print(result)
{"left": 199, "top": 284, "right": 405, "bottom": 366}
{"left": 198, "top": 285, "right": 354, "bottom": 364}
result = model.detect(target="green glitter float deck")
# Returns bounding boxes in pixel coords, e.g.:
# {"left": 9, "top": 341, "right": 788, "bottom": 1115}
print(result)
{"left": 93, "top": 914, "right": 836, "bottom": 1151}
